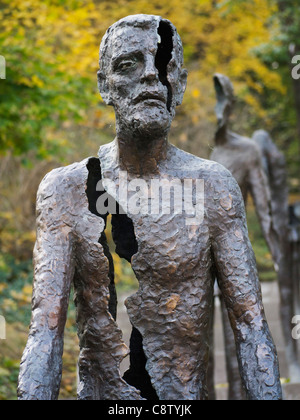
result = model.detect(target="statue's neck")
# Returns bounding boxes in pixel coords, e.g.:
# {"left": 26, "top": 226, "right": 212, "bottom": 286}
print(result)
{"left": 116, "top": 135, "right": 169, "bottom": 176}
{"left": 215, "top": 124, "right": 229, "bottom": 146}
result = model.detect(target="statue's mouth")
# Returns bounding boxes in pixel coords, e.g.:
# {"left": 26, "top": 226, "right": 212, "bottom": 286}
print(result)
{"left": 134, "top": 91, "right": 167, "bottom": 105}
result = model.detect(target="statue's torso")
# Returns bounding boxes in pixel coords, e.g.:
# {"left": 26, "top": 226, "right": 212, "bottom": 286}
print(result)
{"left": 210, "top": 133, "right": 261, "bottom": 201}
{"left": 99, "top": 141, "right": 223, "bottom": 399}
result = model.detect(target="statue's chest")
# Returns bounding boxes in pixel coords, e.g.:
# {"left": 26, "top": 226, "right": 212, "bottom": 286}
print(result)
{"left": 129, "top": 212, "right": 211, "bottom": 280}
{"left": 98, "top": 147, "right": 211, "bottom": 276}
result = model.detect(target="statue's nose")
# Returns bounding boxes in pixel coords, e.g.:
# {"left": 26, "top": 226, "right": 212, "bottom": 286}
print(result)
{"left": 141, "top": 56, "right": 158, "bottom": 83}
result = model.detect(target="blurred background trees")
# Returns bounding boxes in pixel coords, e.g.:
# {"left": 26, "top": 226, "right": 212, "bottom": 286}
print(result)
{"left": 0, "top": 0, "right": 299, "bottom": 399}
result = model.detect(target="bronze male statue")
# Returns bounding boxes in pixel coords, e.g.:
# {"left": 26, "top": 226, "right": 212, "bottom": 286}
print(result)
{"left": 209, "top": 75, "right": 283, "bottom": 399}
{"left": 18, "top": 15, "right": 282, "bottom": 400}
{"left": 253, "top": 129, "right": 300, "bottom": 383}
{"left": 210, "top": 75, "right": 281, "bottom": 266}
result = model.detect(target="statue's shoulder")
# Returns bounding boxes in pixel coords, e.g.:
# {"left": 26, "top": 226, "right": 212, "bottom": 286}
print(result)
{"left": 201, "top": 158, "right": 242, "bottom": 201}
{"left": 235, "top": 134, "right": 262, "bottom": 156}
{"left": 37, "top": 157, "right": 96, "bottom": 201}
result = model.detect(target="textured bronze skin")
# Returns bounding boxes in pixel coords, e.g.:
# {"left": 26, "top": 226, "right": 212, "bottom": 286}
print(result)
{"left": 99, "top": 140, "right": 282, "bottom": 400}
{"left": 17, "top": 159, "right": 142, "bottom": 400}
{"left": 18, "top": 15, "right": 282, "bottom": 400}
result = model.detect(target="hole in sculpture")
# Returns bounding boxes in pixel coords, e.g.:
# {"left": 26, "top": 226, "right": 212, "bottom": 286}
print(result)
{"left": 155, "top": 21, "right": 174, "bottom": 112}
{"left": 86, "top": 157, "right": 117, "bottom": 319}
{"left": 111, "top": 212, "right": 158, "bottom": 400}
{"left": 86, "top": 158, "right": 158, "bottom": 400}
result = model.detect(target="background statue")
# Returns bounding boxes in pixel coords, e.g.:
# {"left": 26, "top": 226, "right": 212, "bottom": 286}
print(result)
{"left": 210, "top": 75, "right": 281, "bottom": 266}
{"left": 209, "top": 74, "right": 283, "bottom": 400}
{"left": 253, "top": 129, "right": 300, "bottom": 382}
{"left": 209, "top": 73, "right": 300, "bottom": 399}
{"left": 18, "top": 15, "right": 282, "bottom": 400}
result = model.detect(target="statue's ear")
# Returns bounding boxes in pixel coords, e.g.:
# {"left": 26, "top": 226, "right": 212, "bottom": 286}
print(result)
{"left": 97, "top": 70, "right": 112, "bottom": 106}
{"left": 176, "top": 68, "right": 188, "bottom": 106}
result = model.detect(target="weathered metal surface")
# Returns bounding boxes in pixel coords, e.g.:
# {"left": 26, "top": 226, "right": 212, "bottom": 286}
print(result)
{"left": 17, "top": 159, "right": 142, "bottom": 400}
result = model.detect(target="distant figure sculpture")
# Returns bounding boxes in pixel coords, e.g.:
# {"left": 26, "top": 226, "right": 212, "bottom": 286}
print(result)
{"left": 253, "top": 129, "right": 300, "bottom": 382}
{"left": 210, "top": 75, "right": 281, "bottom": 265}
{"left": 18, "top": 16, "right": 282, "bottom": 400}
{"left": 210, "top": 74, "right": 282, "bottom": 400}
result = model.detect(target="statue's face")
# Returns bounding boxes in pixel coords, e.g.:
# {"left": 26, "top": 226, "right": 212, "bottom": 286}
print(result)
{"left": 111, "top": 25, "right": 169, "bottom": 137}
{"left": 99, "top": 18, "right": 187, "bottom": 140}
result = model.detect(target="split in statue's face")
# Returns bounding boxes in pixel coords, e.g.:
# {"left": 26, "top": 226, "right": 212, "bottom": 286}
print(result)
{"left": 98, "top": 17, "right": 187, "bottom": 142}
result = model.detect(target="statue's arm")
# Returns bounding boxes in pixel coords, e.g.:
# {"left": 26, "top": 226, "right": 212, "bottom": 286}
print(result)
{"left": 209, "top": 171, "right": 282, "bottom": 400}
{"left": 18, "top": 171, "right": 74, "bottom": 400}
{"left": 248, "top": 148, "right": 281, "bottom": 266}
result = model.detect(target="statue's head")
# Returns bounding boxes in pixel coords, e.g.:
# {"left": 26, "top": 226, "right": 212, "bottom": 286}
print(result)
{"left": 98, "top": 14, "right": 188, "bottom": 140}
{"left": 213, "top": 73, "right": 235, "bottom": 130}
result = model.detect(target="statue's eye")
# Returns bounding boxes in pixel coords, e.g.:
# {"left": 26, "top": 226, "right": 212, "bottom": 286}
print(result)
{"left": 117, "top": 60, "right": 137, "bottom": 72}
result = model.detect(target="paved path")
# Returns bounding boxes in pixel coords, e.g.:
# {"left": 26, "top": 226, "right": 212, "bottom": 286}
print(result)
{"left": 117, "top": 281, "right": 300, "bottom": 400}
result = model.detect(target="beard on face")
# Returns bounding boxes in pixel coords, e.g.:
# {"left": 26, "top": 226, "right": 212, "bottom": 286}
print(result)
{"left": 115, "top": 100, "right": 173, "bottom": 141}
